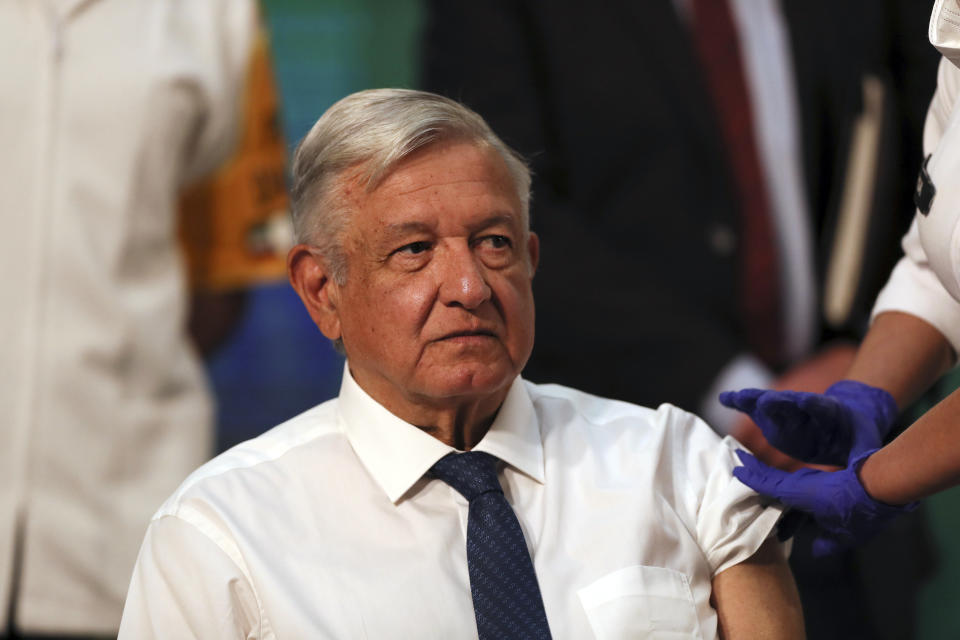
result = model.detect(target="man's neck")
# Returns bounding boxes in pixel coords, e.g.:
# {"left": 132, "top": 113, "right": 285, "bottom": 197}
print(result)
{"left": 413, "top": 405, "right": 499, "bottom": 450}
{"left": 348, "top": 367, "right": 510, "bottom": 450}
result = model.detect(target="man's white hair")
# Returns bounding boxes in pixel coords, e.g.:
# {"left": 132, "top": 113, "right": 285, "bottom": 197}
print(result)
{"left": 290, "top": 88, "right": 532, "bottom": 284}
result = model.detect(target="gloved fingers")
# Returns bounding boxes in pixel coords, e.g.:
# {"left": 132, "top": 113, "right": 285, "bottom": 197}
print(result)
{"left": 718, "top": 388, "right": 766, "bottom": 415}
{"left": 734, "top": 450, "right": 831, "bottom": 513}
{"left": 734, "top": 448, "right": 766, "bottom": 469}
{"left": 732, "top": 450, "right": 791, "bottom": 495}
{"left": 755, "top": 392, "right": 850, "bottom": 464}
{"left": 755, "top": 390, "right": 833, "bottom": 429}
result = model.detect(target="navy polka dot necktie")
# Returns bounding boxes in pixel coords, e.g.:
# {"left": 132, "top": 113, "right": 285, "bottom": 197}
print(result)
{"left": 429, "top": 451, "right": 552, "bottom": 640}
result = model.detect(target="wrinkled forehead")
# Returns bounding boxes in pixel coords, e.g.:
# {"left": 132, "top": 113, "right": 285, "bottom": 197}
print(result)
{"left": 343, "top": 140, "right": 525, "bottom": 234}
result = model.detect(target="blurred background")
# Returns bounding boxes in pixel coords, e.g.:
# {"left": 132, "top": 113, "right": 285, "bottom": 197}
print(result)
{"left": 14, "top": 0, "right": 960, "bottom": 637}
{"left": 204, "top": 1, "right": 960, "bottom": 637}
{"left": 207, "top": 0, "right": 425, "bottom": 452}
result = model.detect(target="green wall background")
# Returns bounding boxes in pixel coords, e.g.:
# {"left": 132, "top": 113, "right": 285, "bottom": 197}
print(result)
{"left": 264, "top": 0, "right": 424, "bottom": 145}
{"left": 907, "top": 375, "right": 960, "bottom": 639}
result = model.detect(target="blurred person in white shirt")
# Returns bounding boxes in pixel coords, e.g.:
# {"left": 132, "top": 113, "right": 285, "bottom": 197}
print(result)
{"left": 0, "top": 1, "right": 289, "bottom": 636}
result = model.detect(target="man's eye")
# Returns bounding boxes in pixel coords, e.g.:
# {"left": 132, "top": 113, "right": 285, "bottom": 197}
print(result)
{"left": 396, "top": 241, "right": 432, "bottom": 255}
{"left": 480, "top": 235, "right": 512, "bottom": 249}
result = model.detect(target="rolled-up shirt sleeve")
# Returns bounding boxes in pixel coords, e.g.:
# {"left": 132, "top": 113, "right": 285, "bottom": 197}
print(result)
{"left": 698, "top": 435, "right": 786, "bottom": 575}
{"left": 662, "top": 406, "right": 786, "bottom": 576}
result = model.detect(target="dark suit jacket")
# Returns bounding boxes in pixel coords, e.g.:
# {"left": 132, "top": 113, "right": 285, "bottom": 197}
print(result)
{"left": 421, "top": 0, "right": 937, "bottom": 415}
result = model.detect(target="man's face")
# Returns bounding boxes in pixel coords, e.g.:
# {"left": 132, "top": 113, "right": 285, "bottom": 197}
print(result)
{"left": 327, "top": 140, "right": 538, "bottom": 416}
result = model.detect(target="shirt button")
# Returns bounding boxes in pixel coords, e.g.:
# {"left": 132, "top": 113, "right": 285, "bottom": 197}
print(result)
{"left": 709, "top": 224, "right": 737, "bottom": 256}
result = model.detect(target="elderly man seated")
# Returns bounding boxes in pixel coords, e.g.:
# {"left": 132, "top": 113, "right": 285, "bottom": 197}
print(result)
{"left": 118, "top": 89, "right": 803, "bottom": 639}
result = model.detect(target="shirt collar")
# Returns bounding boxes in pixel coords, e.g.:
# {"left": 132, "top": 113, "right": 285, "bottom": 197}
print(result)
{"left": 337, "top": 364, "right": 544, "bottom": 504}
{"left": 931, "top": 0, "right": 960, "bottom": 69}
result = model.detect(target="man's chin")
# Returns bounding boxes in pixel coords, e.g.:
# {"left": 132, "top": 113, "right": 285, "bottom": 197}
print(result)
{"left": 420, "top": 363, "right": 517, "bottom": 399}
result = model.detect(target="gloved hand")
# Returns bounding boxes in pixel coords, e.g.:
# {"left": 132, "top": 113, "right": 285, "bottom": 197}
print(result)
{"left": 719, "top": 380, "right": 898, "bottom": 466}
{"left": 734, "top": 449, "right": 917, "bottom": 556}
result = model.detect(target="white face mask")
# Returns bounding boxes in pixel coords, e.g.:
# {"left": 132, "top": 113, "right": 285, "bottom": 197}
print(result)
{"left": 930, "top": 0, "right": 960, "bottom": 68}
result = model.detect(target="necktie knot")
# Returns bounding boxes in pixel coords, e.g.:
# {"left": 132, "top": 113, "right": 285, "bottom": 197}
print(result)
{"left": 429, "top": 451, "right": 502, "bottom": 501}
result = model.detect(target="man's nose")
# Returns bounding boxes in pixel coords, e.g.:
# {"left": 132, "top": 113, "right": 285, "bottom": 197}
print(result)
{"left": 437, "top": 244, "right": 492, "bottom": 309}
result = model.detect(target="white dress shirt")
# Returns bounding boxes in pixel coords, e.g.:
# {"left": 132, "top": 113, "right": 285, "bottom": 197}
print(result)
{"left": 119, "top": 368, "right": 783, "bottom": 639}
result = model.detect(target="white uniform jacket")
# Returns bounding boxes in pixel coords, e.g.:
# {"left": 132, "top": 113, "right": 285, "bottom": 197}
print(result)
{"left": 872, "top": 0, "right": 960, "bottom": 354}
{"left": 0, "top": 0, "right": 259, "bottom": 633}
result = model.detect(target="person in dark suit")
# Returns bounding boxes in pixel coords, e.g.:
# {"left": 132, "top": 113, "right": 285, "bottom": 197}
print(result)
{"left": 420, "top": 1, "right": 938, "bottom": 638}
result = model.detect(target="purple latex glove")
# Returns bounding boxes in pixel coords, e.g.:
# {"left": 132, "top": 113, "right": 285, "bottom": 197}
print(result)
{"left": 719, "top": 380, "right": 898, "bottom": 466}
{"left": 734, "top": 448, "right": 917, "bottom": 556}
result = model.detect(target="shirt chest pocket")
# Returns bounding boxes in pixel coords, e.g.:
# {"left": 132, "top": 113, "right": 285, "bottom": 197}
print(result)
{"left": 577, "top": 565, "right": 702, "bottom": 639}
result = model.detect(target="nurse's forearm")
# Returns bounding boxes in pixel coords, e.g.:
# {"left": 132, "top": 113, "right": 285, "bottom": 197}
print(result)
{"left": 847, "top": 310, "right": 956, "bottom": 505}
{"left": 859, "top": 387, "right": 960, "bottom": 505}
{"left": 845, "top": 311, "right": 953, "bottom": 409}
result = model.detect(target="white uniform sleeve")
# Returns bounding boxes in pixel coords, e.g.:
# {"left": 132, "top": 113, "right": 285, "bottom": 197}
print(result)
{"left": 664, "top": 406, "right": 786, "bottom": 576}
{"left": 118, "top": 515, "right": 262, "bottom": 639}
{"left": 872, "top": 57, "right": 960, "bottom": 356}
{"left": 172, "top": 0, "right": 258, "bottom": 183}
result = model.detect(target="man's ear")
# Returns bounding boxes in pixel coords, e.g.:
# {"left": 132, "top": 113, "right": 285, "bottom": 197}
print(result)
{"left": 288, "top": 244, "right": 342, "bottom": 341}
{"left": 526, "top": 231, "right": 540, "bottom": 276}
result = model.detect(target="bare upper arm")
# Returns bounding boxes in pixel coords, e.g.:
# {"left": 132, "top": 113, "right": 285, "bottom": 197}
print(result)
{"left": 710, "top": 538, "right": 805, "bottom": 640}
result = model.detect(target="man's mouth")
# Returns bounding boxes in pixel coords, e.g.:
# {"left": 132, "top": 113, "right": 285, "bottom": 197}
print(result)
{"left": 438, "top": 329, "right": 497, "bottom": 341}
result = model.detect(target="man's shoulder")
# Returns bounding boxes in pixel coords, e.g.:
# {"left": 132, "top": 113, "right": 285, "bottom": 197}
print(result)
{"left": 523, "top": 380, "right": 744, "bottom": 514}
{"left": 524, "top": 379, "right": 709, "bottom": 433}
{"left": 155, "top": 397, "right": 345, "bottom": 519}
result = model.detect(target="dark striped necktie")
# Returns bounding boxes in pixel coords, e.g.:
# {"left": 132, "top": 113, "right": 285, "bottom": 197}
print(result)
{"left": 429, "top": 451, "right": 552, "bottom": 640}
